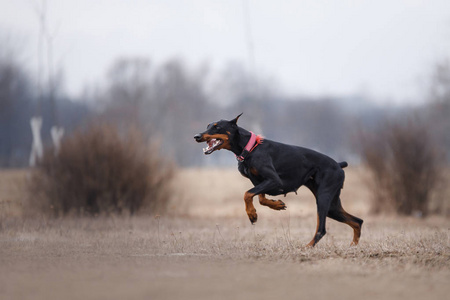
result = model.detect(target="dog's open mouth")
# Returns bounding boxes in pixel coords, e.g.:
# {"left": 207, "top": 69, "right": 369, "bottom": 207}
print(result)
{"left": 203, "top": 138, "right": 223, "bottom": 155}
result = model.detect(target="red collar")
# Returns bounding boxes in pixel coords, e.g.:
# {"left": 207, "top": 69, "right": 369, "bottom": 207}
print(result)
{"left": 236, "top": 131, "right": 263, "bottom": 162}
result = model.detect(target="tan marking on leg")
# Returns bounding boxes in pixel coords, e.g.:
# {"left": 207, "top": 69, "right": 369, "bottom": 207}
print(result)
{"left": 244, "top": 191, "right": 257, "bottom": 223}
{"left": 307, "top": 214, "right": 320, "bottom": 247}
{"left": 258, "top": 194, "right": 286, "bottom": 210}
{"left": 327, "top": 198, "right": 363, "bottom": 246}
{"left": 345, "top": 219, "right": 361, "bottom": 246}
{"left": 340, "top": 209, "right": 362, "bottom": 246}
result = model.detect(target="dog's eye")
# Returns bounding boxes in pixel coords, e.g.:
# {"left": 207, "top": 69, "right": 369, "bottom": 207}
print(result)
{"left": 215, "top": 125, "right": 221, "bottom": 130}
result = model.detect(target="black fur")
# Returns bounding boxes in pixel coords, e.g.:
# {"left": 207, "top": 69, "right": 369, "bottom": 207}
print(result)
{"left": 194, "top": 114, "right": 363, "bottom": 246}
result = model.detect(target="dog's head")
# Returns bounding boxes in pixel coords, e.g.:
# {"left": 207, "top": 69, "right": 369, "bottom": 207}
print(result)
{"left": 194, "top": 113, "right": 242, "bottom": 155}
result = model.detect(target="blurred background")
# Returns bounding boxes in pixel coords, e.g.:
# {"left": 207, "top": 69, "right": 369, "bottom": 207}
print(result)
{"left": 1, "top": 0, "right": 450, "bottom": 167}
{"left": 0, "top": 1, "right": 449, "bottom": 217}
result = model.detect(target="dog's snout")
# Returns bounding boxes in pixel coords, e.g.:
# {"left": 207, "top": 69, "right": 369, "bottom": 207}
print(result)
{"left": 194, "top": 133, "right": 203, "bottom": 142}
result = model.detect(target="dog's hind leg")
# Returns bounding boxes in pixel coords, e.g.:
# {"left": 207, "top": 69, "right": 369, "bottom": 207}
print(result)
{"left": 304, "top": 179, "right": 322, "bottom": 247}
{"left": 306, "top": 170, "right": 345, "bottom": 247}
{"left": 307, "top": 213, "right": 320, "bottom": 247}
{"left": 307, "top": 191, "right": 332, "bottom": 247}
{"left": 327, "top": 196, "right": 363, "bottom": 245}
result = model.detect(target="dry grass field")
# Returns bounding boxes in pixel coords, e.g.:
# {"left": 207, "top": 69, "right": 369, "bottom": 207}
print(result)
{"left": 1, "top": 168, "right": 449, "bottom": 300}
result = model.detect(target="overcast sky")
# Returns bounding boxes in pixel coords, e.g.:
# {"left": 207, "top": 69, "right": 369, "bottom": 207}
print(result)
{"left": 1, "top": 0, "right": 450, "bottom": 104}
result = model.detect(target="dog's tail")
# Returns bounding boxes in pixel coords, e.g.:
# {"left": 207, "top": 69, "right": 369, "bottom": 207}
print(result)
{"left": 339, "top": 161, "right": 348, "bottom": 169}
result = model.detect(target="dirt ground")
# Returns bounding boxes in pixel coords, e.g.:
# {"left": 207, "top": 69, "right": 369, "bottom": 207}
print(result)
{"left": 1, "top": 168, "right": 449, "bottom": 300}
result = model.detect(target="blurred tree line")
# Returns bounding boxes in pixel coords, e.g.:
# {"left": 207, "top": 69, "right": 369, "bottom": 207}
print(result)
{"left": 1, "top": 41, "right": 450, "bottom": 168}
{"left": 0, "top": 45, "right": 89, "bottom": 167}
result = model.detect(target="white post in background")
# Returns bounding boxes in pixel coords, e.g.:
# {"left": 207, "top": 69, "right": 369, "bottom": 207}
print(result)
{"left": 29, "top": 117, "right": 43, "bottom": 167}
{"left": 51, "top": 126, "right": 64, "bottom": 155}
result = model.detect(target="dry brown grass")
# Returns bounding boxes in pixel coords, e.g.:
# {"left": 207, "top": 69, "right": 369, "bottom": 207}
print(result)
{"left": 1, "top": 215, "right": 449, "bottom": 300}
{"left": 0, "top": 167, "right": 449, "bottom": 300}
{"left": 0, "top": 169, "right": 27, "bottom": 217}
{"left": 1, "top": 214, "right": 448, "bottom": 264}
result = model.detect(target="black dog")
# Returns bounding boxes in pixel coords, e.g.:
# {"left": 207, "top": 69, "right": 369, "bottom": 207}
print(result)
{"left": 194, "top": 114, "right": 363, "bottom": 246}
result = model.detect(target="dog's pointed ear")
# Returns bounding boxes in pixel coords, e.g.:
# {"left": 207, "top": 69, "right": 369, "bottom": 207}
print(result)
{"left": 231, "top": 113, "right": 243, "bottom": 125}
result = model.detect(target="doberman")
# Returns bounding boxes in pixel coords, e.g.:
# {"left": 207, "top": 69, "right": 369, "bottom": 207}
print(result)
{"left": 194, "top": 113, "right": 363, "bottom": 246}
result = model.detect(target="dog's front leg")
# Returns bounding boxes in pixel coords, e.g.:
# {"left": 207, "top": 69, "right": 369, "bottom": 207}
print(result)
{"left": 258, "top": 194, "right": 287, "bottom": 210}
{"left": 244, "top": 191, "right": 258, "bottom": 224}
{"left": 244, "top": 178, "right": 282, "bottom": 224}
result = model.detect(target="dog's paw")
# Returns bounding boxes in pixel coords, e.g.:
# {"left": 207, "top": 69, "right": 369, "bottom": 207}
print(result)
{"left": 272, "top": 200, "right": 287, "bottom": 211}
{"left": 247, "top": 209, "right": 258, "bottom": 224}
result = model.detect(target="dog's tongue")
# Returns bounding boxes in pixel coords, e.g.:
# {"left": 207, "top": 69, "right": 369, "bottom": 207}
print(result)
{"left": 203, "top": 139, "right": 215, "bottom": 154}
{"left": 203, "top": 139, "right": 220, "bottom": 155}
